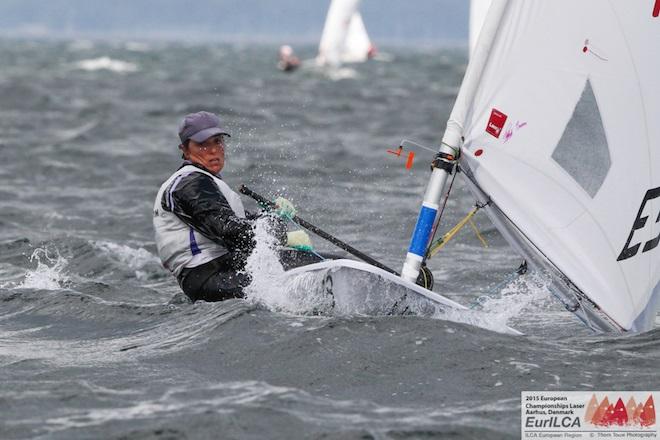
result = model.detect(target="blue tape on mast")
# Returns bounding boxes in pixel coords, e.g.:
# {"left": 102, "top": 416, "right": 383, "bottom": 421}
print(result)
{"left": 408, "top": 205, "right": 437, "bottom": 257}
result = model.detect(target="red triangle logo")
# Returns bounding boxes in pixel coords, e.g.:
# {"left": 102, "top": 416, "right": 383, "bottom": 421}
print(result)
{"left": 592, "top": 397, "right": 610, "bottom": 426}
{"left": 610, "top": 398, "right": 629, "bottom": 426}
{"left": 640, "top": 395, "right": 656, "bottom": 427}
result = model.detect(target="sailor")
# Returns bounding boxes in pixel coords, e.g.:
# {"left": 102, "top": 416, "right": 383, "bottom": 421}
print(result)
{"left": 277, "top": 45, "right": 301, "bottom": 72}
{"left": 153, "top": 111, "right": 308, "bottom": 302}
{"left": 367, "top": 44, "right": 377, "bottom": 60}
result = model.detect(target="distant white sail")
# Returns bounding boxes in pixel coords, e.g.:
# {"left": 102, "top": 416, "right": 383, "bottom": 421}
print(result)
{"left": 342, "top": 12, "right": 372, "bottom": 63}
{"left": 454, "top": 0, "right": 660, "bottom": 332}
{"left": 317, "top": 0, "right": 373, "bottom": 67}
{"left": 469, "top": 0, "right": 491, "bottom": 56}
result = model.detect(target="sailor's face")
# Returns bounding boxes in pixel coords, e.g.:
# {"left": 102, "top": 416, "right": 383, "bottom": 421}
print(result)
{"left": 183, "top": 135, "right": 226, "bottom": 174}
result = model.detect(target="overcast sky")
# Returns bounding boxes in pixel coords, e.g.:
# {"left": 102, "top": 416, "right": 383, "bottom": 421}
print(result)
{"left": 0, "top": 0, "right": 469, "bottom": 45}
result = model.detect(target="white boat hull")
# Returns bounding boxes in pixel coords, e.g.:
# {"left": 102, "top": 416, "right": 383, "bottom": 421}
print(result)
{"left": 287, "top": 258, "right": 503, "bottom": 321}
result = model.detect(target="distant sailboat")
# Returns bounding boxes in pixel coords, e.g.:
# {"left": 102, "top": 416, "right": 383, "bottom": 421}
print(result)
{"left": 316, "top": 0, "right": 375, "bottom": 68}
{"left": 402, "top": 0, "right": 660, "bottom": 332}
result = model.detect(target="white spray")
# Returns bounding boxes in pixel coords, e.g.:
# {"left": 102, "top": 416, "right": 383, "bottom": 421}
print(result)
{"left": 18, "top": 247, "right": 69, "bottom": 290}
{"left": 243, "top": 217, "right": 332, "bottom": 315}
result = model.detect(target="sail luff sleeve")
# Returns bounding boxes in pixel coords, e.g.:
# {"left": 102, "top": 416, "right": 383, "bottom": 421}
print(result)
{"left": 443, "top": 0, "right": 510, "bottom": 150}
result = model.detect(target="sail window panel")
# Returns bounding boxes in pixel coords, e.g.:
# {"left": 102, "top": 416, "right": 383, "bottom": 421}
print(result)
{"left": 551, "top": 80, "right": 611, "bottom": 198}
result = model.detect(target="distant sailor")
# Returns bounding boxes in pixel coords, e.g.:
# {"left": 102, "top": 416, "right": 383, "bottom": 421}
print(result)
{"left": 277, "top": 45, "right": 300, "bottom": 72}
{"left": 153, "top": 111, "right": 309, "bottom": 302}
{"left": 367, "top": 44, "right": 377, "bottom": 60}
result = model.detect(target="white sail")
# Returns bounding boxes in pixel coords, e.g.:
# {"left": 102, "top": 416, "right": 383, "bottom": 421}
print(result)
{"left": 342, "top": 12, "right": 372, "bottom": 63}
{"left": 469, "top": 0, "right": 492, "bottom": 56}
{"left": 453, "top": 0, "right": 660, "bottom": 332}
{"left": 317, "top": 0, "right": 373, "bottom": 67}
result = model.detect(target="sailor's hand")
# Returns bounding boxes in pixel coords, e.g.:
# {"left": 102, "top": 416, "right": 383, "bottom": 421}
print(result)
{"left": 286, "top": 230, "right": 313, "bottom": 251}
{"left": 274, "top": 197, "right": 296, "bottom": 219}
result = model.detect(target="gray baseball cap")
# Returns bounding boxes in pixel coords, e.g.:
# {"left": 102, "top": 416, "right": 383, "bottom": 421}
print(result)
{"left": 178, "top": 111, "right": 230, "bottom": 144}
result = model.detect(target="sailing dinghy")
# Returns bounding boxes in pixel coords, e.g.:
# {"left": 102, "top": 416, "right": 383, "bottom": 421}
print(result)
{"left": 240, "top": 186, "right": 518, "bottom": 331}
{"left": 316, "top": 0, "right": 375, "bottom": 68}
{"left": 279, "top": 1, "right": 657, "bottom": 333}
{"left": 402, "top": 0, "right": 660, "bottom": 333}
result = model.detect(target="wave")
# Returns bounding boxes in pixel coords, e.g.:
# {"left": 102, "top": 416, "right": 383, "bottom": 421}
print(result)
{"left": 73, "top": 57, "right": 138, "bottom": 73}
{"left": 0, "top": 234, "right": 589, "bottom": 341}
{"left": 92, "top": 240, "right": 163, "bottom": 281}
{"left": 26, "top": 380, "right": 517, "bottom": 439}
{"left": 0, "top": 286, "right": 255, "bottom": 367}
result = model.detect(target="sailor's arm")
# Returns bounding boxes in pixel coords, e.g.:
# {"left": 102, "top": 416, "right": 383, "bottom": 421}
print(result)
{"left": 166, "top": 173, "right": 255, "bottom": 249}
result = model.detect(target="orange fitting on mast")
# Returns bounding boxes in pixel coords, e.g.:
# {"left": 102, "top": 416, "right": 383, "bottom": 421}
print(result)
{"left": 405, "top": 151, "right": 415, "bottom": 169}
{"left": 386, "top": 146, "right": 403, "bottom": 157}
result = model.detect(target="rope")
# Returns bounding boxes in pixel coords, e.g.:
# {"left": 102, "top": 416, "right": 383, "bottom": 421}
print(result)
{"left": 309, "top": 249, "right": 326, "bottom": 261}
{"left": 468, "top": 218, "right": 489, "bottom": 248}
{"left": 423, "top": 170, "right": 458, "bottom": 262}
{"left": 440, "top": 142, "right": 460, "bottom": 157}
{"left": 428, "top": 205, "right": 488, "bottom": 258}
{"left": 468, "top": 261, "right": 528, "bottom": 309}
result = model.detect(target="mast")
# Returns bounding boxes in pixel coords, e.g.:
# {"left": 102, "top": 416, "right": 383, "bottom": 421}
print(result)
{"left": 400, "top": 0, "right": 510, "bottom": 283}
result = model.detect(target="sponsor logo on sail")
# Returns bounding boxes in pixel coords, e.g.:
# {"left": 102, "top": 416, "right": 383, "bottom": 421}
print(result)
{"left": 617, "top": 186, "right": 660, "bottom": 261}
{"left": 486, "top": 108, "right": 508, "bottom": 138}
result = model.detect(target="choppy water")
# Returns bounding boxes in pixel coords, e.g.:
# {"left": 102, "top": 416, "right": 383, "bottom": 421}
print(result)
{"left": 0, "top": 39, "right": 657, "bottom": 439}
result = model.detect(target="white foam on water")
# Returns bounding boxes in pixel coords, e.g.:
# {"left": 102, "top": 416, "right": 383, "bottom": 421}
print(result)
{"left": 478, "top": 272, "right": 551, "bottom": 323}
{"left": 73, "top": 57, "right": 138, "bottom": 73}
{"left": 243, "top": 218, "right": 332, "bottom": 315}
{"left": 305, "top": 64, "right": 358, "bottom": 81}
{"left": 326, "top": 67, "right": 358, "bottom": 81}
{"left": 17, "top": 248, "right": 69, "bottom": 290}
{"left": 441, "top": 272, "right": 551, "bottom": 335}
{"left": 54, "top": 120, "right": 100, "bottom": 143}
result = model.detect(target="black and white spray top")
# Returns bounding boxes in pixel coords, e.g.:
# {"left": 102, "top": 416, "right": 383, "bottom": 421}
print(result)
{"left": 153, "top": 163, "right": 256, "bottom": 277}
